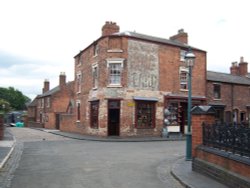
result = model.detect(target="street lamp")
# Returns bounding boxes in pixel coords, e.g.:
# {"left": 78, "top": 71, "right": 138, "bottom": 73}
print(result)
{"left": 185, "top": 48, "right": 195, "bottom": 161}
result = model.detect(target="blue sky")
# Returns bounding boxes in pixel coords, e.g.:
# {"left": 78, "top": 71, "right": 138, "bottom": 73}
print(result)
{"left": 0, "top": 0, "right": 250, "bottom": 100}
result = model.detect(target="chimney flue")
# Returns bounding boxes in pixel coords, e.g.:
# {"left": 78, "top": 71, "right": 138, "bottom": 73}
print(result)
{"left": 59, "top": 72, "right": 66, "bottom": 86}
{"left": 239, "top": 56, "right": 248, "bottom": 76}
{"left": 170, "top": 29, "right": 188, "bottom": 44}
{"left": 43, "top": 79, "right": 50, "bottom": 93}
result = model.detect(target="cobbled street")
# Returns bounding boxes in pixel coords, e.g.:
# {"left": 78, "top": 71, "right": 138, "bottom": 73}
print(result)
{"left": 1, "top": 128, "right": 185, "bottom": 188}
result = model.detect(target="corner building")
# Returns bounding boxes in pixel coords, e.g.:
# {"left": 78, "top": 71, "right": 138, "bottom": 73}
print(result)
{"left": 64, "top": 22, "right": 207, "bottom": 137}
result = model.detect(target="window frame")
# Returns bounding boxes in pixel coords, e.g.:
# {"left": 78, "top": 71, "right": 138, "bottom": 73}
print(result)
{"left": 76, "top": 71, "right": 82, "bottom": 93}
{"left": 180, "top": 50, "right": 187, "bottom": 61}
{"left": 179, "top": 66, "right": 189, "bottom": 90}
{"left": 135, "top": 100, "right": 156, "bottom": 129}
{"left": 92, "top": 64, "right": 98, "bottom": 89}
{"left": 107, "top": 58, "right": 124, "bottom": 87}
{"left": 213, "top": 83, "right": 221, "bottom": 99}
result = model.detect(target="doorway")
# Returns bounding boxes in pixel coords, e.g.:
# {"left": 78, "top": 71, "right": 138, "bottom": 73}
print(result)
{"left": 108, "top": 100, "right": 120, "bottom": 136}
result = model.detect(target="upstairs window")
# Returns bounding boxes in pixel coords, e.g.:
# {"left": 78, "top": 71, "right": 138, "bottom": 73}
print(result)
{"left": 93, "top": 44, "right": 99, "bottom": 56}
{"left": 92, "top": 65, "right": 98, "bottom": 89}
{"left": 107, "top": 58, "right": 124, "bottom": 86}
{"left": 180, "top": 50, "right": 187, "bottom": 61}
{"left": 213, "top": 84, "right": 221, "bottom": 99}
{"left": 179, "top": 67, "right": 188, "bottom": 90}
{"left": 46, "top": 97, "right": 50, "bottom": 108}
{"left": 76, "top": 72, "right": 82, "bottom": 93}
{"left": 109, "top": 63, "right": 122, "bottom": 85}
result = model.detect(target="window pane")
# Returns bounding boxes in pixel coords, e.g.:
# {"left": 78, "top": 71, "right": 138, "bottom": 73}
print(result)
{"left": 109, "top": 63, "right": 121, "bottom": 84}
{"left": 136, "top": 101, "right": 155, "bottom": 128}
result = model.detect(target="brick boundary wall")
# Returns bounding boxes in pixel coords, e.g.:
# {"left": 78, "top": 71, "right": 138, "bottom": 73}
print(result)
{"left": 27, "top": 121, "right": 44, "bottom": 128}
{"left": 191, "top": 106, "right": 250, "bottom": 188}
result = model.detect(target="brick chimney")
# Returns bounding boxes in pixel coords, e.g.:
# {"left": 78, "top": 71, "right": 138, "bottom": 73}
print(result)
{"left": 230, "top": 62, "right": 239, "bottom": 76}
{"left": 239, "top": 56, "right": 248, "bottom": 76}
{"left": 102, "top": 21, "right": 120, "bottom": 36}
{"left": 43, "top": 79, "right": 50, "bottom": 93}
{"left": 170, "top": 29, "right": 188, "bottom": 44}
{"left": 59, "top": 72, "right": 66, "bottom": 86}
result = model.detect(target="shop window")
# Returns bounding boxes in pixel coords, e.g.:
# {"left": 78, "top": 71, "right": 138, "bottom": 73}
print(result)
{"left": 90, "top": 101, "right": 99, "bottom": 129}
{"left": 135, "top": 101, "right": 155, "bottom": 129}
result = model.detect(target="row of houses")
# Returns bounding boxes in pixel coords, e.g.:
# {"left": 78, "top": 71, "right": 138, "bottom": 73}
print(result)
{"left": 27, "top": 21, "right": 250, "bottom": 137}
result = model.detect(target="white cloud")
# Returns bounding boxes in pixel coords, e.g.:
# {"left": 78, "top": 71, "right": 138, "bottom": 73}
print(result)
{"left": 0, "top": 0, "right": 250, "bottom": 99}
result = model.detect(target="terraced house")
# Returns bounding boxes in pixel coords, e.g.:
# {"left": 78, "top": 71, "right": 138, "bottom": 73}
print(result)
{"left": 207, "top": 57, "right": 250, "bottom": 125}
{"left": 58, "top": 21, "right": 207, "bottom": 137}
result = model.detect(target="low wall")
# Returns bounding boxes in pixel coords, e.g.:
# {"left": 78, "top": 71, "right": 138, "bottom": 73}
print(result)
{"left": 27, "top": 121, "right": 44, "bottom": 128}
{"left": 191, "top": 106, "right": 250, "bottom": 188}
{"left": 193, "top": 146, "right": 250, "bottom": 188}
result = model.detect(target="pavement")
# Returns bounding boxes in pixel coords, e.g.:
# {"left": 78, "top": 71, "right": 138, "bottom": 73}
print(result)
{"left": 0, "top": 127, "right": 228, "bottom": 188}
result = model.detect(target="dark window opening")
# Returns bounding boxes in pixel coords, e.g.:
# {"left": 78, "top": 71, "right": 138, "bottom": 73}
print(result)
{"left": 77, "top": 102, "right": 80, "bottom": 121}
{"left": 90, "top": 101, "right": 99, "bottom": 129}
{"left": 213, "top": 84, "right": 221, "bottom": 99}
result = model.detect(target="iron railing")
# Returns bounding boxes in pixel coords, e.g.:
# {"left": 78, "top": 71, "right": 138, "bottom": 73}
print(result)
{"left": 202, "top": 123, "right": 250, "bottom": 158}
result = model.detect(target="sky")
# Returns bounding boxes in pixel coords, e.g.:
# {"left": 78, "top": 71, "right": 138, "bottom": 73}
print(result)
{"left": 0, "top": 0, "right": 250, "bottom": 100}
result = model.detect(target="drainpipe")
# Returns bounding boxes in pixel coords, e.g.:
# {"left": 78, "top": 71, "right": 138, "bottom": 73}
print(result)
{"left": 231, "top": 84, "right": 234, "bottom": 123}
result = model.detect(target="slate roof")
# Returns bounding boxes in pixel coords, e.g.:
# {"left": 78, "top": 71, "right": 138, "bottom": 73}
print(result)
{"left": 37, "top": 81, "right": 73, "bottom": 98}
{"left": 113, "top": 31, "right": 204, "bottom": 51}
{"left": 27, "top": 97, "right": 39, "bottom": 107}
{"left": 207, "top": 71, "right": 250, "bottom": 85}
{"left": 75, "top": 30, "right": 205, "bottom": 57}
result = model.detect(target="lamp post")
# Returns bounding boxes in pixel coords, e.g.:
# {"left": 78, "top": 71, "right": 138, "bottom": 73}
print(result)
{"left": 185, "top": 48, "right": 196, "bottom": 161}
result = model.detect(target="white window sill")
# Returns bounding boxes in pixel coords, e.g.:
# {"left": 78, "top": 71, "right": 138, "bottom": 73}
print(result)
{"left": 180, "top": 89, "right": 188, "bottom": 92}
{"left": 107, "top": 84, "right": 122, "bottom": 88}
{"left": 92, "top": 87, "right": 98, "bottom": 90}
{"left": 107, "top": 49, "right": 123, "bottom": 53}
{"left": 213, "top": 98, "right": 222, "bottom": 101}
{"left": 77, "top": 91, "right": 81, "bottom": 94}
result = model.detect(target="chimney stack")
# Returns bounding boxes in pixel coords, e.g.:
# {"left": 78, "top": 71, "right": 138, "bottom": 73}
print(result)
{"left": 239, "top": 56, "right": 248, "bottom": 76}
{"left": 59, "top": 72, "right": 66, "bottom": 86}
{"left": 102, "top": 21, "right": 120, "bottom": 36}
{"left": 43, "top": 79, "right": 50, "bottom": 93}
{"left": 230, "top": 57, "right": 248, "bottom": 76}
{"left": 230, "top": 62, "right": 239, "bottom": 76}
{"left": 170, "top": 29, "right": 188, "bottom": 44}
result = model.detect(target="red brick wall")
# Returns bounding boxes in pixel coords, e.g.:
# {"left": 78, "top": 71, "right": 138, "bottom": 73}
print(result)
{"left": 196, "top": 149, "right": 250, "bottom": 178}
{"left": 192, "top": 114, "right": 215, "bottom": 157}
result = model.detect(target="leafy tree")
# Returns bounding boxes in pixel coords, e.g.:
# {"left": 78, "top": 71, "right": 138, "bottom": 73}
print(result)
{"left": 0, "top": 87, "right": 31, "bottom": 110}
{"left": 0, "top": 99, "right": 11, "bottom": 113}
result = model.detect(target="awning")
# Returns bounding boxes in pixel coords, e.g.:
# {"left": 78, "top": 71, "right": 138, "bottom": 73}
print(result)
{"left": 133, "top": 96, "right": 158, "bottom": 102}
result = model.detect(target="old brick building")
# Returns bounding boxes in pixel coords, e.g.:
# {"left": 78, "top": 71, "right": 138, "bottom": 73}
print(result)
{"left": 207, "top": 57, "right": 250, "bottom": 125}
{"left": 28, "top": 73, "right": 74, "bottom": 129}
{"left": 59, "top": 21, "right": 207, "bottom": 137}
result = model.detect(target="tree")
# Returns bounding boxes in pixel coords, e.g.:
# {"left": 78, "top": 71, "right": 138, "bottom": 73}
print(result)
{"left": 0, "top": 87, "right": 31, "bottom": 110}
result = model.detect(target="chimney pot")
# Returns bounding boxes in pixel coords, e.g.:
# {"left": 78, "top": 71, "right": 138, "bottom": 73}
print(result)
{"left": 102, "top": 21, "right": 120, "bottom": 36}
